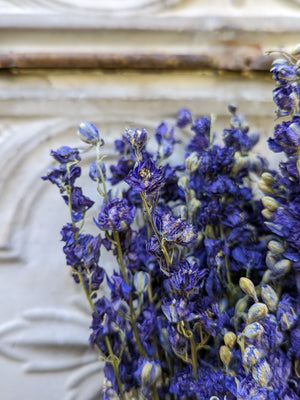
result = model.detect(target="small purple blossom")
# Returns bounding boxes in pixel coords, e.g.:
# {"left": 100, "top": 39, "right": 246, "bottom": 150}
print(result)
{"left": 167, "top": 259, "right": 207, "bottom": 294}
{"left": 50, "top": 146, "right": 81, "bottom": 163}
{"left": 176, "top": 108, "right": 192, "bottom": 128}
{"left": 272, "top": 63, "right": 297, "bottom": 84}
{"left": 63, "top": 186, "right": 94, "bottom": 222}
{"left": 124, "top": 158, "right": 165, "bottom": 194}
{"left": 94, "top": 198, "right": 135, "bottom": 231}
{"left": 89, "top": 160, "right": 106, "bottom": 182}
{"left": 125, "top": 128, "right": 147, "bottom": 152}
{"left": 155, "top": 122, "right": 179, "bottom": 158}
{"left": 273, "top": 84, "right": 299, "bottom": 116}
{"left": 154, "top": 213, "right": 197, "bottom": 246}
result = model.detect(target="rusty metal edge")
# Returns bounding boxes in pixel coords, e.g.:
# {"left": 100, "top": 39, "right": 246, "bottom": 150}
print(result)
{"left": 0, "top": 52, "right": 275, "bottom": 72}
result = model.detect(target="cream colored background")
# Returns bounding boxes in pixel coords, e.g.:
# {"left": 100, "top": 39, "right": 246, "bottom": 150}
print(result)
{"left": 0, "top": 1, "right": 300, "bottom": 399}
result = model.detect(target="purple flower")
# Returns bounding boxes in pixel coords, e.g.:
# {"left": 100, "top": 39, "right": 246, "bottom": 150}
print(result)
{"left": 191, "top": 117, "right": 211, "bottom": 135}
{"left": 125, "top": 128, "right": 147, "bottom": 152}
{"left": 94, "top": 198, "right": 135, "bottom": 231}
{"left": 63, "top": 186, "right": 94, "bottom": 222}
{"left": 167, "top": 258, "right": 207, "bottom": 294}
{"left": 89, "top": 161, "right": 106, "bottom": 182}
{"left": 107, "top": 272, "right": 132, "bottom": 306}
{"left": 170, "top": 366, "right": 227, "bottom": 399}
{"left": 267, "top": 119, "right": 300, "bottom": 154}
{"left": 272, "top": 63, "right": 297, "bottom": 84}
{"left": 89, "top": 296, "right": 124, "bottom": 355}
{"left": 110, "top": 157, "right": 134, "bottom": 185}
{"left": 41, "top": 164, "right": 81, "bottom": 192}
{"left": 162, "top": 296, "right": 197, "bottom": 323}
{"left": 50, "top": 146, "right": 81, "bottom": 163}
{"left": 273, "top": 84, "right": 299, "bottom": 116}
{"left": 154, "top": 213, "right": 197, "bottom": 246}
{"left": 276, "top": 294, "right": 297, "bottom": 331}
{"left": 155, "top": 123, "right": 179, "bottom": 158}
{"left": 124, "top": 158, "right": 165, "bottom": 194}
{"left": 186, "top": 117, "right": 211, "bottom": 152}
{"left": 176, "top": 108, "right": 192, "bottom": 128}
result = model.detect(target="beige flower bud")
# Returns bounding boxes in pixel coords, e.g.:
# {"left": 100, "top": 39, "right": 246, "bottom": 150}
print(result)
{"left": 272, "top": 259, "right": 292, "bottom": 276}
{"left": 247, "top": 303, "right": 268, "bottom": 324}
{"left": 262, "top": 196, "right": 279, "bottom": 212}
{"left": 224, "top": 332, "right": 237, "bottom": 349}
{"left": 239, "top": 277, "right": 258, "bottom": 302}
{"left": 258, "top": 181, "right": 275, "bottom": 195}
{"left": 243, "top": 322, "right": 264, "bottom": 340}
{"left": 267, "top": 240, "right": 285, "bottom": 255}
{"left": 185, "top": 152, "right": 201, "bottom": 173}
{"left": 261, "top": 209, "right": 273, "bottom": 220}
{"left": 220, "top": 345, "right": 231, "bottom": 367}
{"left": 261, "top": 172, "right": 275, "bottom": 185}
{"left": 261, "top": 284, "right": 278, "bottom": 312}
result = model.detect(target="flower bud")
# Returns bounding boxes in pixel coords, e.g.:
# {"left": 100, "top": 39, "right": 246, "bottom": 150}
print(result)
{"left": 265, "top": 222, "right": 284, "bottom": 235}
{"left": 272, "top": 259, "right": 292, "bottom": 276}
{"left": 141, "top": 360, "right": 162, "bottom": 389}
{"left": 247, "top": 303, "right": 268, "bottom": 324}
{"left": 267, "top": 240, "right": 285, "bottom": 255}
{"left": 125, "top": 128, "right": 147, "bottom": 152}
{"left": 134, "top": 271, "right": 150, "bottom": 294}
{"left": 180, "top": 205, "right": 188, "bottom": 220}
{"left": 262, "top": 196, "right": 279, "bottom": 212}
{"left": 78, "top": 122, "right": 100, "bottom": 145}
{"left": 278, "top": 305, "right": 297, "bottom": 331}
{"left": 261, "top": 269, "right": 271, "bottom": 284}
{"left": 261, "top": 285, "right": 278, "bottom": 312}
{"left": 239, "top": 277, "right": 258, "bottom": 302}
{"left": 252, "top": 360, "right": 272, "bottom": 387}
{"left": 220, "top": 345, "right": 231, "bottom": 367}
{"left": 232, "top": 156, "right": 250, "bottom": 174}
{"left": 266, "top": 252, "right": 277, "bottom": 270}
{"left": 178, "top": 176, "right": 189, "bottom": 191}
{"left": 189, "top": 198, "right": 201, "bottom": 216}
{"left": 258, "top": 180, "right": 275, "bottom": 195}
{"left": 185, "top": 152, "right": 201, "bottom": 173}
{"left": 243, "top": 322, "right": 264, "bottom": 340}
{"left": 224, "top": 332, "right": 236, "bottom": 349}
{"left": 261, "top": 209, "right": 273, "bottom": 220}
{"left": 242, "top": 345, "right": 264, "bottom": 369}
{"left": 261, "top": 172, "right": 275, "bottom": 185}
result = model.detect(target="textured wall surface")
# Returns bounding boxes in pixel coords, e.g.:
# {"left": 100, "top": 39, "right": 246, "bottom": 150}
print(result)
{"left": 0, "top": 1, "right": 300, "bottom": 399}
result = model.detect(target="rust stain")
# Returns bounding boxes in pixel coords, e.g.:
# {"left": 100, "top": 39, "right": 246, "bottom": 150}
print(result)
{"left": 0, "top": 50, "right": 275, "bottom": 72}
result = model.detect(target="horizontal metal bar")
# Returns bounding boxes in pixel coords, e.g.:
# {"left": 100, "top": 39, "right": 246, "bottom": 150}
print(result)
{"left": 0, "top": 52, "right": 274, "bottom": 71}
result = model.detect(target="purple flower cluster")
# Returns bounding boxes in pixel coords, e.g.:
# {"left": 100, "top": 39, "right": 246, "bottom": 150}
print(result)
{"left": 43, "top": 48, "right": 300, "bottom": 400}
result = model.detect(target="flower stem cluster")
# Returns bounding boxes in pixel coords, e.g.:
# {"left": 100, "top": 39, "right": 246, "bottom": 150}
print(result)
{"left": 42, "top": 48, "right": 300, "bottom": 400}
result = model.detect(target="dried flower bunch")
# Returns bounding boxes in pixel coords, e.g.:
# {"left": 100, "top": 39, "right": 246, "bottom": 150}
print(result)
{"left": 43, "top": 48, "right": 300, "bottom": 400}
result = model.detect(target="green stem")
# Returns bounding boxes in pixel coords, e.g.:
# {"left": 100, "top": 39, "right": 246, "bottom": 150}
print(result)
{"left": 153, "top": 389, "right": 160, "bottom": 400}
{"left": 105, "top": 336, "right": 125, "bottom": 400}
{"left": 219, "top": 224, "right": 232, "bottom": 287}
{"left": 140, "top": 192, "right": 172, "bottom": 268}
{"left": 209, "top": 114, "right": 216, "bottom": 147}
{"left": 114, "top": 231, "right": 147, "bottom": 358}
{"left": 190, "top": 335, "right": 198, "bottom": 380}
{"left": 78, "top": 273, "right": 95, "bottom": 311}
